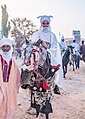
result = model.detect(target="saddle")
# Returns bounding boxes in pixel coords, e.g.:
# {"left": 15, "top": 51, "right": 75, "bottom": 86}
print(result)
{"left": 21, "top": 41, "right": 60, "bottom": 89}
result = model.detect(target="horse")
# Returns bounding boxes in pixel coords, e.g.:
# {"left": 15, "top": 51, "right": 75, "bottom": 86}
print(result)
{"left": 69, "top": 48, "right": 80, "bottom": 71}
{"left": 62, "top": 46, "right": 71, "bottom": 78}
{"left": 20, "top": 41, "right": 60, "bottom": 119}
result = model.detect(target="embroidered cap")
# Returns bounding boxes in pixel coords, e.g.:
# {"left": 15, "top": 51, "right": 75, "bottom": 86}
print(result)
{"left": 37, "top": 15, "right": 53, "bottom": 23}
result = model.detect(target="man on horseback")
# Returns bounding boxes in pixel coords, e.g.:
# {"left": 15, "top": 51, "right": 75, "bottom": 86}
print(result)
{"left": 22, "top": 15, "right": 64, "bottom": 117}
{"left": 59, "top": 35, "right": 67, "bottom": 55}
{"left": 31, "top": 15, "right": 64, "bottom": 90}
{"left": 70, "top": 40, "right": 80, "bottom": 70}
{"left": 71, "top": 40, "right": 79, "bottom": 54}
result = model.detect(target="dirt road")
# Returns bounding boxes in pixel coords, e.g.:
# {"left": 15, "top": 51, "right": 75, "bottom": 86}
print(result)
{"left": 14, "top": 59, "right": 85, "bottom": 119}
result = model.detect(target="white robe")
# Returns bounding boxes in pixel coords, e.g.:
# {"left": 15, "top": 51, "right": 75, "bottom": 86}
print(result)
{"left": 32, "top": 30, "right": 65, "bottom": 90}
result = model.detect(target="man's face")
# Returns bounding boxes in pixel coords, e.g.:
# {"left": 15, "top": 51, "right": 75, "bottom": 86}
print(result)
{"left": 41, "top": 20, "right": 50, "bottom": 27}
{"left": 1, "top": 45, "right": 11, "bottom": 52}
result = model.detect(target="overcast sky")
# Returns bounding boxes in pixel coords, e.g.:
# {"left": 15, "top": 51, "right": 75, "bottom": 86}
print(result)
{"left": 0, "top": 0, "right": 85, "bottom": 40}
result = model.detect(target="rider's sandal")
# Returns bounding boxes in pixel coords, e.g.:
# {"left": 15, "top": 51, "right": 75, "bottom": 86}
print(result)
{"left": 54, "top": 85, "right": 61, "bottom": 95}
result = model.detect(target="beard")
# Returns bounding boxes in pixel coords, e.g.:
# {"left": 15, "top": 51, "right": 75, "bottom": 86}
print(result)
{"left": 40, "top": 26, "right": 51, "bottom": 33}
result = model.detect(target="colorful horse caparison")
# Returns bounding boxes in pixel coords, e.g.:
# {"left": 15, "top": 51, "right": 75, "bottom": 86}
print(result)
{"left": 20, "top": 42, "right": 60, "bottom": 119}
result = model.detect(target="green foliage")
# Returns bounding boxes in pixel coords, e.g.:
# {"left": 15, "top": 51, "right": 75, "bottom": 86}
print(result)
{"left": 10, "top": 18, "right": 38, "bottom": 46}
{"left": 1, "top": 4, "right": 10, "bottom": 37}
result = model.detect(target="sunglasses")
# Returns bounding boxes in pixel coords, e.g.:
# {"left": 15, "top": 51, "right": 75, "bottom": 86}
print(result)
{"left": 42, "top": 22, "right": 49, "bottom": 25}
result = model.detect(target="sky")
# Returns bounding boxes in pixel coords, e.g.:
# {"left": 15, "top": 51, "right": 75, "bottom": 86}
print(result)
{"left": 0, "top": 0, "right": 85, "bottom": 40}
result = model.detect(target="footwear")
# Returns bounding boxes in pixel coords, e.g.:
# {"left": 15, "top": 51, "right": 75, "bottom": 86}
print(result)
{"left": 54, "top": 85, "right": 61, "bottom": 95}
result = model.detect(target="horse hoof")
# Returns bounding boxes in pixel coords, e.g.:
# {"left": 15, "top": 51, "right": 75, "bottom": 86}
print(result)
{"left": 63, "top": 75, "right": 65, "bottom": 78}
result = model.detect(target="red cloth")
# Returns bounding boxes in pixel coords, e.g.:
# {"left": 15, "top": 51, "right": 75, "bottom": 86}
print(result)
{"left": 43, "top": 80, "right": 50, "bottom": 90}
{"left": 52, "top": 64, "right": 60, "bottom": 69}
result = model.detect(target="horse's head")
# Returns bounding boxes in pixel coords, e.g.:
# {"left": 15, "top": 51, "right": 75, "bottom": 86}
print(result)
{"left": 63, "top": 46, "right": 71, "bottom": 56}
{"left": 68, "top": 45, "right": 74, "bottom": 54}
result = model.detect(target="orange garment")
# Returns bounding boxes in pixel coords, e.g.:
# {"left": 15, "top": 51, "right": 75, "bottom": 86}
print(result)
{"left": 0, "top": 57, "right": 20, "bottom": 119}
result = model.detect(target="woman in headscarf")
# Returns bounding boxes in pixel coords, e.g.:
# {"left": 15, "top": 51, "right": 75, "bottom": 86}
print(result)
{"left": 0, "top": 37, "right": 20, "bottom": 119}
{"left": 31, "top": 15, "right": 64, "bottom": 91}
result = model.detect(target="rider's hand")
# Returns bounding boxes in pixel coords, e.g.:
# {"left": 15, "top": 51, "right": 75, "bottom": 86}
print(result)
{"left": 34, "top": 39, "right": 42, "bottom": 47}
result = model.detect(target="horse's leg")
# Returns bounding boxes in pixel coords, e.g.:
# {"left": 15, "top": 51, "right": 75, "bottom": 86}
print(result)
{"left": 63, "top": 71, "right": 65, "bottom": 78}
{"left": 75, "top": 55, "right": 80, "bottom": 70}
{"left": 73, "top": 61, "right": 75, "bottom": 71}
{"left": 77, "top": 55, "right": 80, "bottom": 69}
{"left": 64, "top": 62, "right": 68, "bottom": 78}
{"left": 69, "top": 59, "right": 72, "bottom": 66}
{"left": 71, "top": 55, "right": 75, "bottom": 71}
{"left": 75, "top": 55, "right": 78, "bottom": 69}
{"left": 62, "top": 63, "right": 65, "bottom": 78}
{"left": 64, "top": 65, "right": 67, "bottom": 78}
{"left": 63, "top": 67, "right": 65, "bottom": 78}
{"left": 66, "top": 64, "right": 68, "bottom": 74}
{"left": 62, "top": 62, "right": 64, "bottom": 77}
{"left": 75, "top": 60, "right": 77, "bottom": 69}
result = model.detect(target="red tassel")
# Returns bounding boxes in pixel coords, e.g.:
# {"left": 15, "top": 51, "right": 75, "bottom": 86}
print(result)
{"left": 43, "top": 80, "right": 50, "bottom": 90}
{"left": 52, "top": 64, "right": 61, "bottom": 69}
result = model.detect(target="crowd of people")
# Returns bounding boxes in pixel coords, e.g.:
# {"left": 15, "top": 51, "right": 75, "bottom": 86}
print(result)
{"left": 0, "top": 15, "right": 85, "bottom": 119}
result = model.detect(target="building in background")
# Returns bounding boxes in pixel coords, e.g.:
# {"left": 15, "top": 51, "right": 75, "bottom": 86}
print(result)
{"left": 73, "top": 30, "right": 81, "bottom": 44}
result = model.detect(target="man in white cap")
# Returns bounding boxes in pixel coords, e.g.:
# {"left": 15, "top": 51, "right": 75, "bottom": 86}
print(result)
{"left": 26, "top": 15, "right": 65, "bottom": 115}
{"left": 0, "top": 37, "right": 20, "bottom": 119}
{"left": 31, "top": 15, "right": 64, "bottom": 90}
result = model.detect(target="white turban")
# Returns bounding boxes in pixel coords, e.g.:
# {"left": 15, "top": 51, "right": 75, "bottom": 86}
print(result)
{"left": 37, "top": 15, "right": 53, "bottom": 23}
{"left": 0, "top": 37, "right": 13, "bottom": 48}
{"left": 0, "top": 37, "right": 13, "bottom": 64}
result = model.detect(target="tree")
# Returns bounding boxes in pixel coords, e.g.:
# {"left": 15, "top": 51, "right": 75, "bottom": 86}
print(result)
{"left": 10, "top": 17, "right": 38, "bottom": 47}
{"left": 1, "top": 4, "right": 11, "bottom": 37}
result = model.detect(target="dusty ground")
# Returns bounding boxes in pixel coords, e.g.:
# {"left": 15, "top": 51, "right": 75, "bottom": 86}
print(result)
{"left": 13, "top": 57, "right": 85, "bottom": 119}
